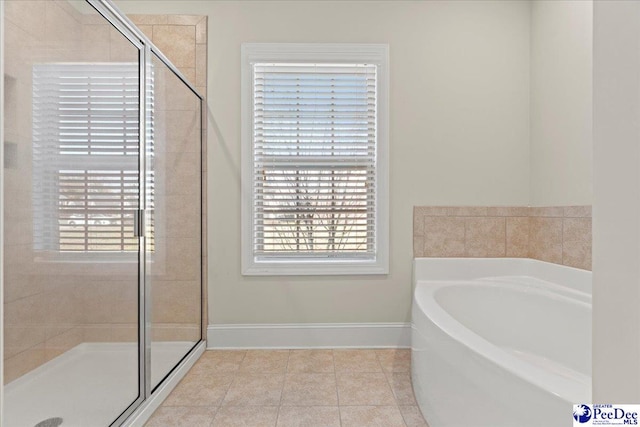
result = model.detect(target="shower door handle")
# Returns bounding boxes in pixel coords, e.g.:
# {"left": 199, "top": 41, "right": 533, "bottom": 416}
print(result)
{"left": 134, "top": 209, "right": 145, "bottom": 237}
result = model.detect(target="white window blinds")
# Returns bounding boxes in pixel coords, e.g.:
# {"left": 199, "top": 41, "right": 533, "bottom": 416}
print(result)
{"left": 252, "top": 63, "right": 377, "bottom": 259}
{"left": 32, "top": 63, "right": 145, "bottom": 253}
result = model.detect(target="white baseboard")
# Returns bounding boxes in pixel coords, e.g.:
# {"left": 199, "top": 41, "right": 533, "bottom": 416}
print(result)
{"left": 207, "top": 323, "right": 411, "bottom": 349}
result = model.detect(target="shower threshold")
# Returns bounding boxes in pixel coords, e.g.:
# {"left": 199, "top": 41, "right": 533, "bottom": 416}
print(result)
{"left": 4, "top": 341, "right": 195, "bottom": 427}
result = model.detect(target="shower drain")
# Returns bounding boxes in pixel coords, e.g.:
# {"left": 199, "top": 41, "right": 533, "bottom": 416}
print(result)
{"left": 34, "top": 417, "right": 63, "bottom": 427}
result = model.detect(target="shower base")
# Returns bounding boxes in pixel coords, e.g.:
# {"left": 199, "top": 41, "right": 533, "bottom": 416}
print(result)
{"left": 4, "top": 341, "right": 195, "bottom": 427}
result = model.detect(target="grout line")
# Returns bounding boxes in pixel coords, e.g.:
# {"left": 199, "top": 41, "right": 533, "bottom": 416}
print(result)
{"left": 274, "top": 350, "right": 290, "bottom": 427}
{"left": 332, "top": 349, "right": 343, "bottom": 427}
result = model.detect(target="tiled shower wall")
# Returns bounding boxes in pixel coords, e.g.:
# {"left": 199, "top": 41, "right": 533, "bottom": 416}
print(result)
{"left": 413, "top": 206, "right": 592, "bottom": 270}
{"left": 3, "top": 2, "right": 207, "bottom": 383}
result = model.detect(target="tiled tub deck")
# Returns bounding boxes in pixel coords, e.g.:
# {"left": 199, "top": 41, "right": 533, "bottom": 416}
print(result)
{"left": 145, "top": 349, "right": 428, "bottom": 427}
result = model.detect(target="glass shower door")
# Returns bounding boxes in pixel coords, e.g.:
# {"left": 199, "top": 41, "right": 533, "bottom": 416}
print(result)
{"left": 2, "top": 1, "right": 144, "bottom": 426}
{"left": 146, "top": 51, "right": 202, "bottom": 390}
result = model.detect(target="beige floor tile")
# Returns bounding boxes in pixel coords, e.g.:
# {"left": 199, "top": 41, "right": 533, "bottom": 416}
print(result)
{"left": 240, "top": 350, "right": 290, "bottom": 373}
{"left": 211, "top": 406, "right": 279, "bottom": 427}
{"left": 387, "top": 372, "right": 418, "bottom": 405}
{"left": 223, "top": 373, "right": 285, "bottom": 406}
{"left": 287, "top": 350, "right": 334, "bottom": 373}
{"left": 333, "top": 349, "right": 381, "bottom": 372}
{"left": 336, "top": 372, "right": 395, "bottom": 406}
{"left": 276, "top": 406, "right": 341, "bottom": 427}
{"left": 190, "top": 350, "right": 246, "bottom": 374}
{"left": 281, "top": 373, "right": 338, "bottom": 406}
{"left": 399, "top": 406, "right": 430, "bottom": 427}
{"left": 164, "top": 373, "right": 233, "bottom": 406}
{"left": 340, "top": 406, "right": 407, "bottom": 427}
{"left": 376, "top": 349, "right": 411, "bottom": 373}
{"left": 145, "top": 406, "right": 217, "bottom": 427}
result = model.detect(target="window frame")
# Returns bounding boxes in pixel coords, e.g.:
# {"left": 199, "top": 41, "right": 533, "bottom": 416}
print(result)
{"left": 241, "top": 43, "right": 389, "bottom": 276}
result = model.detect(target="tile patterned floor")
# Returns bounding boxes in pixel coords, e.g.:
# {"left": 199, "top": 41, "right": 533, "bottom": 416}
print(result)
{"left": 145, "top": 349, "right": 430, "bottom": 427}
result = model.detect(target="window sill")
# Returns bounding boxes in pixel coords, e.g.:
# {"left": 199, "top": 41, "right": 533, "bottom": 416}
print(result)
{"left": 242, "top": 258, "right": 389, "bottom": 276}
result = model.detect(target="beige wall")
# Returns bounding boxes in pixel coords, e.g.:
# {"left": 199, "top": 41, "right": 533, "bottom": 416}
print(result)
{"left": 115, "top": 0, "right": 532, "bottom": 325}
{"left": 530, "top": 0, "right": 593, "bottom": 206}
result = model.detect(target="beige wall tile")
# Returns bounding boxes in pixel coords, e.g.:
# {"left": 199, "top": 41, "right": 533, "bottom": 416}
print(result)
{"left": 487, "top": 206, "right": 530, "bottom": 217}
{"left": 137, "top": 24, "right": 153, "bottom": 39}
{"left": 111, "top": 325, "right": 139, "bottom": 343}
{"left": 81, "top": 22, "right": 111, "bottom": 62}
{"left": 4, "top": 344, "right": 46, "bottom": 384}
{"left": 153, "top": 25, "right": 196, "bottom": 68}
{"left": 165, "top": 110, "right": 201, "bottom": 153}
{"left": 447, "top": 206, "right": 488, "bottom": 216}
{"left": 151, "top": 324, "right": 200, "bottom": 342}
{"left": 45, "top": 327, "right": 82, "bottom": 361}
{"left": 529, "top": 217, "right": 563, "bottom": 264}
{"left": 83, "top": 325, "right": 113, "bottom": 343}
{"left": 465, "top": 217, "right": 506, "bottom": 257}
{"left": 413, "top": 236, "right": 425, "bottom": 258}
{"left": 529, "top": 206, "right": 564, "bottom": 217}
{"left": 4, "top": 0, "right": 47, "bottom": 40}
{"left": 423, "top": 217, "right": 465, "bottom": 257}
{"left": 415, "top": 206, "right": 448, "bottom": 216}
{"left": 45, "top": 0, "right": 82, "bottom": 51}
{"left": 152, "top": 280, "right": 201, "bottom": 324}
{"left": 412, "top": 205, "right": 592, "bottom": 270}
{"left": 166, "top": 15, "right": 204, "bottom": 25}
{"left": 109, "top": 26, "right": 139, "bottom": 62}
{"left": 196, "top": 18, "right": 207, "bottom": 44}
{"left": 3, "top": 323, "right": 46, "bottom": 360}
{"left": 506, "top": 217, "right": 530, "bottom": 257}
{"left": 4, "top": 272, "right": 42, "bottom": 304}
{"left": 413, "top": 209, "right": 425, "bottom": 236}
{"left": 564, "top": 205, "right": 592, "bottom": 218}
{"left": 179, "top": 67, "right": 196, "bottom": 87}
{"left": 128, "top": 14, "right": 168, "bottom": 25}
{"left": 111, "top": 280, "right": 139, "bottom": 324}
{"left": 196, "top": 44, "right": 207, "bottom": 87}
{"left": 563, "top": 217, "right": 592, "bottom": 270}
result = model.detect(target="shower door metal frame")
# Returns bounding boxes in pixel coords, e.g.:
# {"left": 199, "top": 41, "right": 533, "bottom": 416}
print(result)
{"left": 83, "top": 1, "right": 205, "bottom": 426}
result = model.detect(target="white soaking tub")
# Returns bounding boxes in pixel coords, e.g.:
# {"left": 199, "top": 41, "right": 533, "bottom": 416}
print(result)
{"left": 411, "top": 258, "right": 591, "bottom": 427}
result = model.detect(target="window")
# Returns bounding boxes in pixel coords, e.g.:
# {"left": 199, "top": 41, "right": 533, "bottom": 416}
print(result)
{"left": 32, "top": 63, "right": 151, "bottom": 255}
{"left": 241, "top": 44, "right": 389, "bottom": 275}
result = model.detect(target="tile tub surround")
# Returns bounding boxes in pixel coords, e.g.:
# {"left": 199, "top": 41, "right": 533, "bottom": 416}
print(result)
{"left": 145, "top": 349, "right": 429, "bottom": 427}
{"left": 413, "top": 206, "right": 592, "bottom": 270}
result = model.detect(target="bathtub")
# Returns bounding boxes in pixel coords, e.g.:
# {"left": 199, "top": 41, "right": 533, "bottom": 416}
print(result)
{"left": 411, "top": 258, "right": 591, "bottom": 427}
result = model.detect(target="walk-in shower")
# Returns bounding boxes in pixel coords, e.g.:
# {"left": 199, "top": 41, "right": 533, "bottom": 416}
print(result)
{"left": 1, "top": 0, "right": 204, "bottom": 425}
